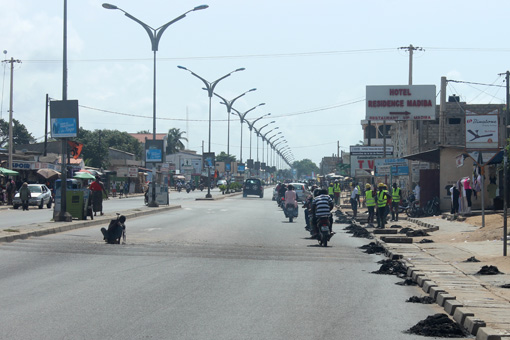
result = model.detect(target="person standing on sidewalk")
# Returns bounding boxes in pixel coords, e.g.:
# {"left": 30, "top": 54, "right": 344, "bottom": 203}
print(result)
{"left": 390, "top": 182, "right": 401, "bottom": 222}
{"left": 376, "top": 183, "right": 390, "bottom": 228}
{"left": 333, "top": 180, "right": 341, "bottom": 207}
{"left": 365, "top": 183, "right": 376, "bottom": 225}
{"left": 328, "top": 182, "right": 335, "bottom": 201}
{"left": 350, "top": 182, "right": 359, "bottom": 219}
{"left": 19, "top": 182, "right": 31, "bottom": 211}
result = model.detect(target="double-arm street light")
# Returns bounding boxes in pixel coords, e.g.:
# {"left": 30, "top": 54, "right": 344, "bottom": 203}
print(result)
{"left": 254, "top": 121, "right": 275, "bottom": 162}
{"left": 214, "top": 88, "right": 256, "bottom": 157}
{"left": 178, "top": 65, "right": 245, "bottom": 198}
{"left": 103, "top": 3, "right": 208, "bottom": 207}
{"left": 231, "top": 103, "right": 265, "bottom": 163}
{"left": 266, "top": 132, "right": 282, "bottom": 166}
{"left": 245, "top": 113, "right": 271, "bottom": 161}
{"left": 103, "top": 3, "right": 208, "bottom": 140}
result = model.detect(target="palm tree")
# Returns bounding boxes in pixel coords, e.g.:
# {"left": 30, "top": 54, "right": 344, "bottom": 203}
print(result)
{"left": 166, "top": 128, "right": 188, "bottom": 154}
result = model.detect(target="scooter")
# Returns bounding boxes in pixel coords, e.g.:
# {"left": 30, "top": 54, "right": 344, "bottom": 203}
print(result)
{"left": 186, "top": 183, "right": 191, "bottom": 193}
{"left": 316, "top": 215, "right": 332, "bottom": 247}
{"left": 199, "top": 183, "right": 204, "bottom": 191}
{"left": 284, "top": 203, "right": 298, "bottom": 223}
{"left": 101, "top": 214, "right": 126, "bottom": 244}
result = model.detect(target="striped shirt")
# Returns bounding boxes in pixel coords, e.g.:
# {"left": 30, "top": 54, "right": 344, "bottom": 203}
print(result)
{"left": 313, "top": 194, "right": 333, "bottom": 217}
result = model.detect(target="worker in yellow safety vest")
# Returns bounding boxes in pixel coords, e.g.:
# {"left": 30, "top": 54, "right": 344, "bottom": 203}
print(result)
{"left": 390, "top": 183, "right": 401, "bottom": 222}
{"left": 333, "top": 180, "right": 342, "bottom": 206}
{"left": 376, "top": 183, "right": 390, "bottom": 228}
{"left": 328, "top": 182, "right": 335, "bottom": 201}
{"left": 365, "top": 183, "right": 376, "bottom": 225}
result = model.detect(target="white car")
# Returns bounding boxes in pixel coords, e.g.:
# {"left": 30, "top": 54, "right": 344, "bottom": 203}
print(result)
{"left": 13, "top": 184, "right": 53, "bottom": 209}
{"left": 289, "top": 182, "right": 310, "bottom": 202}
{"left": 217, "top": 180, "right": 227, "bottom": 186}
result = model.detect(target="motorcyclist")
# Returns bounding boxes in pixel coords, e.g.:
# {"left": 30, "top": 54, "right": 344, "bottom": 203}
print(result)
{"left": 277, "top": 183, "right": 287, "bottom": 206}
{"left": 284, "top": 184, "right": 298, "bottom": 217}
{"left": 303, "top": 185, "right": 318, "bottom": 231}
{"left": 311, "top": 188, "right": 334, "bottom": 237}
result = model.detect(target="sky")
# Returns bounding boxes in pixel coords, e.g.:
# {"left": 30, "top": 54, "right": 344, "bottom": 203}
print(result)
{"left": 1, "top": 0, "right": 510, "bottom": 167}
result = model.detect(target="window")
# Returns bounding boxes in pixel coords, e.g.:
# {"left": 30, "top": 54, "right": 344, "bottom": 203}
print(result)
{"left": 448, "top": 118, "right": 461, "bottom": 124}
{"left": 365, "top": 125, "right": 376, "bottom": 139}
{"left": 378, "top": 125, "right": 391, "bottom": 138}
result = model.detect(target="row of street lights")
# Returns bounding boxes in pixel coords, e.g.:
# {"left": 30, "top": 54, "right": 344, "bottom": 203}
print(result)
{"left": 102, "top": 3, "right": 293, "bottom": 200}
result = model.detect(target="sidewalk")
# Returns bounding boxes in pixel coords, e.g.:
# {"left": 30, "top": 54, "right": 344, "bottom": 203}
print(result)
{"left": 348, "top": 206, "right": 510, "bottom": 340}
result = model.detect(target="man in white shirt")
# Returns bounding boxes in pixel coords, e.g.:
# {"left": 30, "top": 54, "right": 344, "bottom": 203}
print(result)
{"left": 350, "top": 183, "right": 359, "bottom": 218}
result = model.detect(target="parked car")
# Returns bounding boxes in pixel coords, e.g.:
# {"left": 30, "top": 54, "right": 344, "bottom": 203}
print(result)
{"left": 243, "top": 178, "right": 263, "bottom": 198}
{"left": 13, "top": 184, "right": 53, "bottom": 209}
{"left": 217, "top": 179, "right": 227, "bottom": 187}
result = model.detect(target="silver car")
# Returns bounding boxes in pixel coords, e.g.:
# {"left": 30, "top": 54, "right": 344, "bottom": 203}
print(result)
{"left": 289, "top": 182, "right": 310, "bottom": 202}
{"left": 13, "top": 184, "right": 53, "bottom": 209}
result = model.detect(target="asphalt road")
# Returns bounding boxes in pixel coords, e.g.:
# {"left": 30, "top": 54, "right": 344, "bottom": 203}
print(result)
{"left": 0, "top": 188, "right": 458, "bottom": 340}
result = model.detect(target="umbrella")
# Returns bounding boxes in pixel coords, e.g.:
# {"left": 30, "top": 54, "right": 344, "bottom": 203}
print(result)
{"left": 0, "top": 167, "right": 19, "bottom": 176}
{"left": 73, "top": 172, "right": 96, "bottom": 180}
{"left": 36, "top": 168, "right": 61, "bottom": 179}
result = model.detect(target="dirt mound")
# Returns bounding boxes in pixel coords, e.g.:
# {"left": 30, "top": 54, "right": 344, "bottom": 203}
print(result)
{"left": 464, "top": 256, "right": 481, "bottom": 262}
{"left": 395, "top": 279, "right": 417, "bottom": 286}
{"left": 406, "top": 313, "right": 466, "bottom": 337}
{"left": 359, "top": 242, "right": 385, "bottom": 254}
{"left": 390, "top": 224, "right": 402, "bottom": 228}
{"left": 477, "top": 265, "right": 503, "bottom": 275}
{"left": 501, "top": 284, "right": 510, "bottom": 288}
{"left": 372, "top": 259, "right": 407, "bottom": 277}
{"left": 406, "top": 296, "right": 435, "bottom": 304}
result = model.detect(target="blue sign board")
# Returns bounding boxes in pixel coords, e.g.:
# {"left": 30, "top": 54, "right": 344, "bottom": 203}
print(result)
{"left": 225, "top": 163, "right": 231, "bottom": 172}
{"left": 146, "top": 149, "right": 162, "bottom": 163}
{"left": 51, "top": 118, "right": 77, "bottom": 138}
{"left": 238, "top": 164, "right": 245, "bottom": 173}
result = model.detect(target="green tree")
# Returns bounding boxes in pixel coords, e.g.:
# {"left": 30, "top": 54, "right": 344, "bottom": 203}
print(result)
{"left": 77, "top": 128, "right": 142, "bottom": 169}
{"left": 292, "top": 159, "right": 319, "bottom": 179}
{"left": 166, "top": 128, "right": 187, "bottom": 154}
{"left": 137, "top": 130, "right": 150, "bottom": 134}
{"left": 216, "top": 151, "right": 237, "bottom": 163}
{"left": 0, "top": 118, "right": 36, "bottom": 147}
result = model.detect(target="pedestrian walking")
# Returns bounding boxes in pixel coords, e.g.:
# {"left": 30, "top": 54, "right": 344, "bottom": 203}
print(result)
{"left": 350, "top": 182, "right": 359, "bottom": 219}
{"left": 19, "top": 182, "right": 31, "bottom": 211}
{"left": 390, "top": 183, "right": 401, "bottom": 222}
{"left": 124, "top": 181, "right": 129, "bottom": 198}
{"left": 90, "top": 176, "right": 107, "bottom": 216}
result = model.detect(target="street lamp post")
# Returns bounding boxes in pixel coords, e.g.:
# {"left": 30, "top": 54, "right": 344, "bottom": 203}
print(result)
{"left": 178, "top": 65, "right": 245, "bottom": 198}
{"left": 266, "top": 132, "right": 282, "bottom": 166}
{"left": 213, "top": 89, "right": 256, "bottom": 158}
{"left": 103, "top": 3, "right": 208, "bottom": 206}
{"left": 253, "top": 121, "right": 275, "bottom": 162}
{"left": 246, "top": 114, "right": 270, "bottom": 161}
{"left": 231, "top": 103, "right": 265, "bottom": 163}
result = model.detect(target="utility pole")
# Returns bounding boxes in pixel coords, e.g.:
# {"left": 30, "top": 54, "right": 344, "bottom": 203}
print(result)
{"left": 399, "top": 44, "right": 424, "bottom": 189}
{"left": 2, "top": 57, "right": 22, "bottom": 170}
{"left": 502, "top": 70, "right": 509, "bottom": 256}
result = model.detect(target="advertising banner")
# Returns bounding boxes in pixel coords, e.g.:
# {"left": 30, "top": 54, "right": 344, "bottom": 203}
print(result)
{"left": 350, "top": 146, "right": 394, "bottom": 177}
{"left": 50, "top": 100, "right": 79, "bottom": 138}
{"left": 465, "top": 111, "right": 499, "bottom": 149}
{"left": 145, "top": 140, "right": 164, "bottom": 163}
{"left": 366, "top": 85, "right": 436, "bottom": 121}
{"left": 203, "top": 153, "right": 215, "bottom": 168}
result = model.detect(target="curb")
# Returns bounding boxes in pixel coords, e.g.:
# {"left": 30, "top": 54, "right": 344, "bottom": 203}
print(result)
{"left": 374, "top": 232, "right": 505, "bottom": 340}
{"left": 0, "top": 205, "right": 181, "bottom": 243}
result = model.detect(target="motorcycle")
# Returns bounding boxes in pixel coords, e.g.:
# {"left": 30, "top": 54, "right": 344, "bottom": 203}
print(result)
{"left": 101, "top": 214, "right": 126, "bottom": 244}
{"left": 284, "top": 203, "right": 298, "bottom": 223}
{"left": 316, "top": 215, "right": 332, "bottom": 247}
{"left": 199, "top": 183, "right": 204, "bottom": 191}
{"left": 186, "top": 183, "right": 191, "bottom": 193}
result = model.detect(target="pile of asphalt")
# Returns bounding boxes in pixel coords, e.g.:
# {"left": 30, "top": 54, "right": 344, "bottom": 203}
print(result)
{"left": 344, "top": 223, "right": 372, "bottom": 239}
{"left": 419, "top": 239, "right": 434, "bottom": 244}
{"left": 406, "top": 296, "right": 435, "bottom": 304}
{"left": 371, "top": 259, "right": 407, "bottom": 278}
{"left": 359, "top": 242, "right": 385, "bottom": 254}
{"left": 464, "top": 256, "right": 481, "bottom": 262}
{"left": 406, "top": 314, "right": 466, "bottom": 337}
{"left": 399, "top": 227, "right": 414, "bottom": 234}
{"left": 335, "top": 214, "right": 352, "bottom": 224}
{"left": 389, "top": 224, "right": 403, "bottom": 228}
{"left": 477, "top": 265, "right": 503, "bottom": 275}
{"left": 500, "top": 284, "right": 510, "bottom": 289}
{"left": 395, "top": 279, "right": 417, "bottom": 286}
{"left": 407, "top": 229, "right": 430, "bottom": 237}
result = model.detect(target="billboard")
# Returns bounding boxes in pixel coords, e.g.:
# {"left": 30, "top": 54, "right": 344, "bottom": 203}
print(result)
{"left": 366, "top": 85, "right": 436, "bottom": 121}
{"left": 350, "top": 146, "right": 393, "bottom": 177}
{"left": 203, "top": 153, "right": 215, "bottom": 168}
{"left": 145, "top": 140, "right": 164, "bottom": 163}
{"left": 50, "top": 100, "right": 79, "bottom": 138}
{"left": 465, "top": 110, "right": 499, "bottom": 149}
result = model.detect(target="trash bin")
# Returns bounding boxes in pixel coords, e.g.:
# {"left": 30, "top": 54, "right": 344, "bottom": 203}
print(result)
{"left": 66, "top": 190, "right": 84, "bottom": 220}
